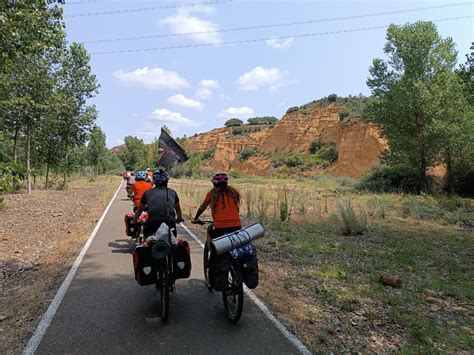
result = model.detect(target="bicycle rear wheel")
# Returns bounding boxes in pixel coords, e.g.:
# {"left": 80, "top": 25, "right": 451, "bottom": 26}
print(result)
{"left": 222, "top": 263, "right": 243, "bottom": 323}
{"left": 203, "top": 244, "right": 212, "bottom": 291}
{"left": 158, "top": 258, "right": 169, "bottom": 321}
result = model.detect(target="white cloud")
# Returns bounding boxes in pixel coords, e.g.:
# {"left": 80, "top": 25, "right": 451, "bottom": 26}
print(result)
{"left": 114, "top": 67, "right": 189, "bottom": 90}
{"left": 167, "top": 94, "right": 204, "bottom": 111}
{"left": 161, "top": 7, "right": 221, "bottom": 44}
{"left": 236, "top": 66, "right": 288, "bottom": 92}
{"left": 218, "top": 106, "right": 255, "bottom": 119}
{"left": 199, "top": 79, "right": 220, "bottom": 89}
{"left": 194, "top": 79, "right": 220, "bottom": 99}
{"left": 151, "top": 108, "right": 199, "bottom": 128}
{"left": 266, "top": 37, "right": 294, "bottom": 49}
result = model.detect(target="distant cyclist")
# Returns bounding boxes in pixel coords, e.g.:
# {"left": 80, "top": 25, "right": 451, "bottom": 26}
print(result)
{"left": 131, "top": 171, "right": 153, "bottom": 212}
{"left": 193, "top": 172, "right": 242, "bottom": 246}
{"left": 126, "top": 169, "right": 136, "bottom": 198}
{"left": 133, "top": 168, "right": 183, "bottom": 237}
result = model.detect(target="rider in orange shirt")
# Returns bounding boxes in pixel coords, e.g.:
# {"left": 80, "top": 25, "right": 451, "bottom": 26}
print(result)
{"left": 131, "top": 171, "right": 153, "bottom": 212}
{"left": 193, "top": 172, "right": 241, "bottom": 246}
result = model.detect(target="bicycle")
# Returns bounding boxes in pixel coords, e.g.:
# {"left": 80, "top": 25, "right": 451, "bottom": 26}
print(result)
{"left": 132, "top": 221, "right": 174, "bottom": 321}
{"left": 192, "top": 220, "right": 244, "bottom": 323}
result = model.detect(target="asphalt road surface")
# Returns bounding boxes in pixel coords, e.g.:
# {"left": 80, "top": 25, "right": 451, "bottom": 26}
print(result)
{"left": 34, "top": 185, "right": 304, "bottom": 354}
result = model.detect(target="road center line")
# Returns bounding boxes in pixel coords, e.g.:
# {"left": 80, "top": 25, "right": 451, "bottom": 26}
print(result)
{"left": 23, "top": 180, "right": 123, "bottom": 355}
{"left": 180, "top": 223, "right": 312, "bottom": 355}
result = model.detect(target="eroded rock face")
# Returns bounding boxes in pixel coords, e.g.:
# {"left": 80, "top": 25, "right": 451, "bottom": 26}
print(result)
{"left": 187, "top": 103, "right": 387, "bottom": 177}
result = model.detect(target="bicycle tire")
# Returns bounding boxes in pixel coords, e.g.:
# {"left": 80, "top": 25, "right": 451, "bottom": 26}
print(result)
{"left": 203, "top": 244, "right": 213, "bottom": 292}
{"left": 222, "top": 263, "right": 243, "bottom": 323}
{"left": 158, "top": 258, "right": 169, "bottom": 321}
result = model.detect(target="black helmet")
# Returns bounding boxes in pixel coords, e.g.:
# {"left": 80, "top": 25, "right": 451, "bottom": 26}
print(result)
{"left": 153, "top": 168, "right": 169, "bottom": 184}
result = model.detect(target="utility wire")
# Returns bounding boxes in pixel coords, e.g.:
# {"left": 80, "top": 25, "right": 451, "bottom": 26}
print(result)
{"left": 90, "top": 15, "right": 473, "bottom": 55}
{"left": 84, "top": 2, "right": 473, "bottom": 43}
{"left": 65, "top": 0, "right": 231, "bottom": 17}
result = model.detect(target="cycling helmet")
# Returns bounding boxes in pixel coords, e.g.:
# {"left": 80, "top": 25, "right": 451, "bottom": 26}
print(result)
{"left": 153, "top": 168, "right": 169, "bottom": 184}
{"left": 212, "top": 172, "right": 228, "bottom": 186}
{"left": 136, "top": 171, "right": 147, "bottom": 180}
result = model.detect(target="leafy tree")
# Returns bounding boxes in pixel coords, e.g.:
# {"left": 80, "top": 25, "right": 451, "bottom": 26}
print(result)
{"left": 247, "top": 116, "right": 278, "bottom": 125}
{"left": 120, "top": 136, "right": 146, "bottom": 170}
{"left": 225, "top": 118, "right": 243, "bottom": 127}
{"left": 455, "top": 42, "right": 474, "bottom": 106}
{"left": 366, "top": 21, "right": 462, "bottom": 192}
{"left": 327, "top": 94, "right": 337, "bottom": 102}
{"left": 87, "top": 126, "right": 107, "bottom": 175}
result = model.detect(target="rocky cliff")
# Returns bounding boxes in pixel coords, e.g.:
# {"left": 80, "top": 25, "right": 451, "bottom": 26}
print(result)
{"left": 187, "top": 101, "right": 387, "bottom": 178}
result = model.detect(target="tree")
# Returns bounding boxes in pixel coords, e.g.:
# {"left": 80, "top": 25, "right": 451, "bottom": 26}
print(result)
{"left": 366, "top": 21, "right": 461, "bottom": 192}
{"left": 119, "top": 136, "right": 146, "bottom": 170}
{"left": 225, "top": 118, "right": 243, "bottom": 127}
{"left": 87, "top": 126, "right": 107, "bottom": 175}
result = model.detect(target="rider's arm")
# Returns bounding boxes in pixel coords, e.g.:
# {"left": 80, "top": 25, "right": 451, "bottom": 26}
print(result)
{"left": 193, "top": 192, "right": 211, "bottom": 221}
{"left": 132, "top": 203, "right": 145, "bottom": 224}
{"left": 175, "top": 200, "right": 183, "bottom": 223}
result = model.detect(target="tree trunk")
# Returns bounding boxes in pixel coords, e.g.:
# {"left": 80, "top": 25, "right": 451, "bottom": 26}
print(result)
{"left": 26, "top": 121, "right": 31, "bottom": 194}
{"left": 45, "top": 161, "right": 50, "bottom": 189}
{"left": 13, "top": 126, "right": 19, "bottom": 163}
{"left": 63, "top": 150, "right": 68, "bottom": 190}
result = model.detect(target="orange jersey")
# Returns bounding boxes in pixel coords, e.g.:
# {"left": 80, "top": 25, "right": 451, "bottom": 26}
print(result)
{"left": 201, "top": 190, "right": 241, "bottom": 228}
{"left": 132, "top": 181, "right": 153, "bottom": 207}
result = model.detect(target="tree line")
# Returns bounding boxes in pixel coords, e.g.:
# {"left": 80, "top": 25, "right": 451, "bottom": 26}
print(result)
{"left": 0, "top": 1, "right": 114, "bottom": 193}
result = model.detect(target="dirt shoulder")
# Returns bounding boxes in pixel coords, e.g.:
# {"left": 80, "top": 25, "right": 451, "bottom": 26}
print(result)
{"left": 0, "top": 176, "right": 121, "bottom": 354}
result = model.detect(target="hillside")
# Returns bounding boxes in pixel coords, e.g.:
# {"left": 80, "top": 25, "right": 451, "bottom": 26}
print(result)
{"left": 187, "top": 97, "right": 387, "bottom": 178}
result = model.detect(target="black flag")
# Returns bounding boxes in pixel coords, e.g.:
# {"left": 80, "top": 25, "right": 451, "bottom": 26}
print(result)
{"left": 158, "top": 128, "right": 188, "bottom": 168}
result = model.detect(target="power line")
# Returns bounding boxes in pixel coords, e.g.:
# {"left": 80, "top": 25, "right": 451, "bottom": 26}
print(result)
{"left": 83, "top": 2, "right": 472, "bottom": 43}
{"left": 90, "top": 15, "right": 473, "bottom": 55}
{"left": 65, "top": 0, "right": 232, "bottom": 17}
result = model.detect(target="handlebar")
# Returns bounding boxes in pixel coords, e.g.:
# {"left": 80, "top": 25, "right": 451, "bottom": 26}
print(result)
{"left": 191, "top": 220, "right": 213, "bottom": 225}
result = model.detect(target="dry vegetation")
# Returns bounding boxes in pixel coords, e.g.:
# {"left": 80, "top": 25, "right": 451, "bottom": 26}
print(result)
{"left": 172, "top": 176, "right": 474, "bottom": 353}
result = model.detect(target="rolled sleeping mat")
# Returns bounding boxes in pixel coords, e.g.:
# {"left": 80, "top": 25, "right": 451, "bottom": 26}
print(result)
{"left": 151, "top": 240, "right": 171, "bottom": 260}
{"left": 211, "top": 223, "right": 265, "bottom": 256}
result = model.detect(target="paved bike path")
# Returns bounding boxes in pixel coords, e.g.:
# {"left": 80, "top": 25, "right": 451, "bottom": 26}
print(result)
{"left": 34, "top": 186, "right": 302, "bottom": 354}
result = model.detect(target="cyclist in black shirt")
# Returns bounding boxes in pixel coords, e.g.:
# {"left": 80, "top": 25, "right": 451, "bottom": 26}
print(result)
{"left": 132, "top": 168, "right": 183, "bottom": 237}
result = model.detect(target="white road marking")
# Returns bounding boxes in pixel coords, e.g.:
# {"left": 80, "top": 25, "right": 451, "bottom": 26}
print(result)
{"left": 180, "top": 223, "right": 312, "bottom": 355}
{"left": 23, "top": 180, "right": 124, "bottom": 355}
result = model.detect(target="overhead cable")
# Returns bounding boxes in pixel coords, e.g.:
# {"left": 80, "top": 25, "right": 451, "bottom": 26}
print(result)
{"left": 84, "top": 2, "right": 472, "bottom": 43}
{"left": 90, "top": 15, "right": 473, "bottom": 55}
{"left": 65, "top": 0, "right": 232, "bottom": 18}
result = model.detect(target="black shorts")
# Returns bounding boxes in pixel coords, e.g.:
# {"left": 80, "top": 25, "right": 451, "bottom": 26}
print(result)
{"left": 207, "top": 225, "right": 241, "bottom": 239}
{"left": 144, "top": 221, "right": 177, "bottom": 238}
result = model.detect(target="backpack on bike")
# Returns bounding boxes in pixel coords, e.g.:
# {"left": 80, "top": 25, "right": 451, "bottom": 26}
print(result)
{"left": 124, "top": 213, "right": 135, "bottom": 236}
{"left": 171, "top": 239, "right": 191, "bottom": 279}
{"left": 232, "top": 242, "right": 259, "bottom": 289}
{"left": 209, "top": 252, "right": 232, "bottom": 291}
{"left": 132, "top": 245, "right": 158, "bottom": 286}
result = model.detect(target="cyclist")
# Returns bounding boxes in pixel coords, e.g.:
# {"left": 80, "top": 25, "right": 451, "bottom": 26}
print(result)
{"left": 132, "top": 168, "right": 183, "bottom": 237}
{"left": 126, "top": 169, "right": 136, "bottom": 198}
{"left": 192, "top": 172, "right": 242, "bottom": 247}
{"left": 131, "top": 171, "right": 153, "bottom": 212}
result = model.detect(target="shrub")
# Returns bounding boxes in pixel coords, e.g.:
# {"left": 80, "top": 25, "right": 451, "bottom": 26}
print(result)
{"left": 198, "top": 149, "right": 215, "bottom": 161}
{"left": 337, "top": 176, "right": 356, "bottom": 187}
{"left": 286, "top": 106, "right": 299, "bottom": 114}
{"left": 271, "top": 152, "right": 303, "bottom": 168}
{"left": 228, "top": 170, "right": 241, "bottom": 179}
{"left": 339, "top": 111, "right": 350, "bottom": 121}
{"left": 445, "top": 169, "right": 474, "bottom": 197}
{"left": 247, "top": 116, "right": 279, "bottom": 125}
{"left": 330, "top": 200, "right": 368, "bottom": 235}
{"left": 327, "top": 93, "right": 338, "bottom": 102}
{"left": 314, "top": 143, "right": 338, "bottom": 163}
{"left": 231, "top": 127, "right": 243, "bottom": 135}
{"left": 0, "top": 162, "right": 25, "bottom": 192}
{"left": 238, "top": 147, "right": 259, "bottom": 161}
{"left": 309, "top": 140, "right": 322, "bottom": 154}
{"left": 357, "top": 165, "right": 429, "bottom": 194}
{"left": 225, "top": 118, "right": 243, "bottom": 127}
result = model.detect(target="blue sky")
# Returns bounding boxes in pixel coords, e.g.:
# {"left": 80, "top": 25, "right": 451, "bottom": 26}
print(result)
{"left": 62, "top": 0, "right": 473, "bottom": 147}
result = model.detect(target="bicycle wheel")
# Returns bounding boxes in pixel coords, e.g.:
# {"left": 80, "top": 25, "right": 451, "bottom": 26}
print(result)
{"left": 158, "top": 258, "right": 169, "bottom": 321}
{"left": 203, "top": 244, "right": 212, "bottom": 292}
{"left": 222, "top": 263, "right": 243, "bottom": 323}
